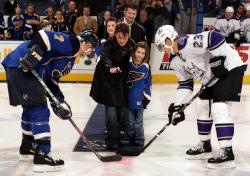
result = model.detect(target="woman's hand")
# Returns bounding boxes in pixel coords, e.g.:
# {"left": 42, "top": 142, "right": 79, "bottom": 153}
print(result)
{"left": 110, "top": 67, "right": 122, "bottom": 73}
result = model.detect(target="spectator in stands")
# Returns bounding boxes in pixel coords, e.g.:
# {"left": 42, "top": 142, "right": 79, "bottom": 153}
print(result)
{"left": 122, "top": 2, "right": 146, "bottom": 43}
{"left": 39, "top": 6, "right": 55, "bottom": 30}
{"left": 95, "top": 17, "right": 117, "bottom": 57}
{"left": 152, "top": 0, "right": 178, "bottom": 35}
{"left": 97, "top": 10, "right": 111, "bottom": 39}
{"left": 3, "top": 0, "right": 20, "bottom": 16}
{"left": 115, "top": 0, "right": 125, "bottom": 19}
{"left": 64, "top": 0, "right": 80, "bottom": 33}
{"left": 104, "top": 17, "right": 117, "bottom": 39}
{"left": 0, "top": 12, "right": 4, "bottom": 40}
{"left": 8, "top": 5, "right": 25, "bottom": 40}
{"left": 243, "top": 0, "right": 250, "bottom": 9}
{"left": 51, "top": 0, "right": 64, "bottom": 9}
{"left": 201, "top": 0, "right": 216, "bottom": 16}
{"left": 90, "top": 22, "right": 135, "bottom": 151}
{"left": 115, "top": 0, "right": 134, "bottom": 19}
{"left": 137, "top": 9, "right": 154, "bottom": 46}
{"left": 52, "top": 9, "right": 69, "bottom": 32}
{"left": 240, "top": 6, "right": 250, "bottom": 43}
{"left": 23, "top": 3, "right": 40, "bottom": 40}
{"left": 234, "top": 3, "right": 245, "bottom": 21}
{"left": 74, "top": 5, "right": 98, "bottom": 35}
{"left": 214, "top": 6, "right": 241, "bottom": 46}
{"left": 97, "top": 6, "right": 113, "bottom": 25}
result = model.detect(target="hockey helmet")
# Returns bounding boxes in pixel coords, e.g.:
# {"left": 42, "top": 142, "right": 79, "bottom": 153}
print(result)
{"left": 154, "top": 25, "right": 178, "bottom": 52}
{"left": 79, "top": 29, "right": 99, "bottom": 48}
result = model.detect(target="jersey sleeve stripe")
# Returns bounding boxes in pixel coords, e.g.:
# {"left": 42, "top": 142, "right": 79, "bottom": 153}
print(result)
{"left": 177, "top": 79, "right": 194, "bottom": 91}
{"left": 38, "top": 30, "right": 51, "bottom": 51}
{"left": 207, "top": 30, "right": 226, "bottom": 51}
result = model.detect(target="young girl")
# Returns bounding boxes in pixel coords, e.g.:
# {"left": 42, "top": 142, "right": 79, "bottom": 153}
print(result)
{"left": 122, "top": 41, "right": 152, "bottom": 154}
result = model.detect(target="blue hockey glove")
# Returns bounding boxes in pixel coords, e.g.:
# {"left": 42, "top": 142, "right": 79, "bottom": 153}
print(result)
{"left": 168, "top": 103, "right": 185, "bottom": 125}
{"left": 209, "top": 56, "right": 228, "bottom": 78}
{"left": 20, "top": 44, "right": 44, "bottom": 71}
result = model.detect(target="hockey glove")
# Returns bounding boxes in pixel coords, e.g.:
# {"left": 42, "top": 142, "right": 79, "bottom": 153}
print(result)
{"left": 50, "top": 101, "right": 72, "bottom": 120}
{"left": 168, "top": 103, "right": 185, "bottom": 126}
{"left": 20, "top": 44, "right": 44, "bottom": 71}
{"left": 209, "top": 56, "right": 228, "bottom": 78}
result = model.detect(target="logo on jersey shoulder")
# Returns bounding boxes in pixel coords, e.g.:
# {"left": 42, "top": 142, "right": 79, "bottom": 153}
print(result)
{"left": 54, "top": 34, "right": 64, "bottom": 42}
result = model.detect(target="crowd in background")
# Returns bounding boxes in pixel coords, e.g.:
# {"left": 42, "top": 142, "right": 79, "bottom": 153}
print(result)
{"left": 1, "top": 0, "right": 250, "bottom": 44}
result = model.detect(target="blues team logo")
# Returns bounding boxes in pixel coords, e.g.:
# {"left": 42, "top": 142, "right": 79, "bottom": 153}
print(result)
{"left": 54, "top": 34, "right": 64, "bottom": 42}
{"left": 127, "top": 71, "right": 145, "bottom": 87}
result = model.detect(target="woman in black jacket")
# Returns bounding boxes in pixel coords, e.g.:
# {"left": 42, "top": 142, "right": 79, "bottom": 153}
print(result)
{"left": 90, "top": 22, "right": 135, "bottom": 150}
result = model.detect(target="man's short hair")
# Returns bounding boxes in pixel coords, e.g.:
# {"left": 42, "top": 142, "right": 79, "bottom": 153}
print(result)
{"left": 125, "top": 2, "right": 138, "bottom": 11}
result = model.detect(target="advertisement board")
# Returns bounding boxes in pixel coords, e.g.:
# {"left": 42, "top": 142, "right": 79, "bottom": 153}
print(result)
{"left": 1, "top": 41, "right": 250, "bottom": 83}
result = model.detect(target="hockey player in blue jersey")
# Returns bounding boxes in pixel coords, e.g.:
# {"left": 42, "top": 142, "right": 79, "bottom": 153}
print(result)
{"left": 1, "top": 29, "right": 99, "bottom": 172}
{"left": 117, "top": 41, "right": 151, "bottom": 156}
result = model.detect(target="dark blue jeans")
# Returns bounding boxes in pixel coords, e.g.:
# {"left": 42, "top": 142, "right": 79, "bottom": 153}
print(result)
{"left": 126, "top": 109, "right": 144, "bottom": 146}
{"left": 105, "top": 106, "right": 127, "bottom": 147}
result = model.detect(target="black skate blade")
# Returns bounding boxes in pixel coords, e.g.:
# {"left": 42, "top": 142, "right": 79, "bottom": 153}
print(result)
{"left": 100, "top": 154, "right": 122, "bottom": 162}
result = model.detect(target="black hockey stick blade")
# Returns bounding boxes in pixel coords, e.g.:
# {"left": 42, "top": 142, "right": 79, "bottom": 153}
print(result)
{"left": 99, "top": 154, "right": 122, "bottom": 162}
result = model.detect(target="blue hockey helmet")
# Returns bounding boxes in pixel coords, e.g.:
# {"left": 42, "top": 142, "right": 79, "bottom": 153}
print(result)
{"left": 79, "top": 29, "right": 99, "bottom": 49}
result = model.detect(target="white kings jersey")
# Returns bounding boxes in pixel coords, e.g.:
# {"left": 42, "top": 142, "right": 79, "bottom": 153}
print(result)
{"left": 214, "top": 15, "right": 240, "bottom": 38}
{"left": 240, "top": 16, "right": 250, "bottom": 42}
{"left": 170, "top": 30, "right": 244, "bottom": 105}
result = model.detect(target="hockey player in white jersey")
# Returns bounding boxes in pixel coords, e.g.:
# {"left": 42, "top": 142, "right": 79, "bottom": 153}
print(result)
{"left": 240, "top": 6, "right": 250, "bottom": 42}
{"left": 214, "top": 6, "right": 241, "bottom": 46}
{"left": 155, "top": 25, "right": 247, "bottom": 168}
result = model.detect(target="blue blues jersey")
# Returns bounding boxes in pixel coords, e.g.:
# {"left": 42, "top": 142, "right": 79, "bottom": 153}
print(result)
{"left": 2, "top": 30, "right": 80, "bottom": 82}
{"left": 95, "top": 39, "right": 106, "bottom": 57}
{"left": 8, "top": 15, "right": 25, "bottom": 40}
{"left": 127, "top": 61, "right": 151, "bottom": 109}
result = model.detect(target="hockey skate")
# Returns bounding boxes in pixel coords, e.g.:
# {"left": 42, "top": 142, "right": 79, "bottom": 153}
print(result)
{"left": 186, "top": 141, "right": 212, "bottom": 160}
{"left": 33, "top": 151, "right": 64, "bottom": 172}
{"left": 19, "top": 141, "right": 37, "bottom": 161}
{"left": 207, "top": 147, "right": 235, "bottom": 169}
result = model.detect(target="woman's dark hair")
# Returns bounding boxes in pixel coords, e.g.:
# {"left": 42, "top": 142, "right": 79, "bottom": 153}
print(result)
{"left": 104, "top": 17, "right": 117, "bottom": 39}
{"left": 132, "top": 41, "right": 150, "bottom": 63}
{"left": 115, "top": 22, "right": 130, "bottom": 36}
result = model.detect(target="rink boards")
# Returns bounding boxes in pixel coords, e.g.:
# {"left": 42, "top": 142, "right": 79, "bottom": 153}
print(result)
{"left": 0, "top": 41, "right": 250, "bottom": 83}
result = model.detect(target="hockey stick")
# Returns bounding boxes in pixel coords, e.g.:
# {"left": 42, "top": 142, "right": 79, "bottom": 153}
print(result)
{"left": 30, "top": 69, "right": 122, "bottom": 162}
{"left": 141, "top": 77, "right": 217, "bottom": 154}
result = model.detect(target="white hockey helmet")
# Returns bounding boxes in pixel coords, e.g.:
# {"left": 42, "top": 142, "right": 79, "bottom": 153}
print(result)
{"left": 154, "top": 25, "right": 178, "bottom": 53}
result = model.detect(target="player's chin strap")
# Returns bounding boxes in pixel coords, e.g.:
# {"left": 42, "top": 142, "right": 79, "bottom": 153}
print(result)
{"left": 141, "top": 76, "right": 217, "bottom": 155}
{"left": 30, "top": 69, "right": 122, "bottom": 162}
